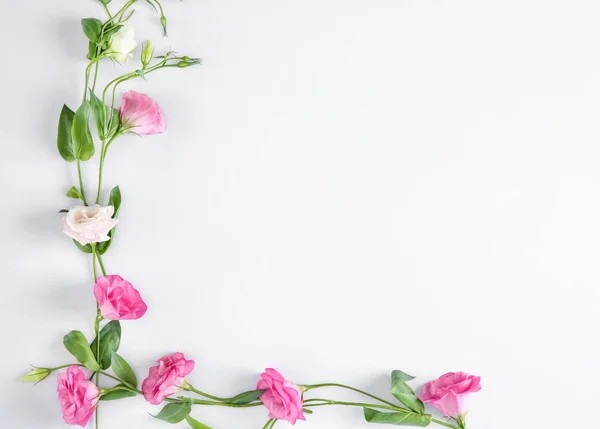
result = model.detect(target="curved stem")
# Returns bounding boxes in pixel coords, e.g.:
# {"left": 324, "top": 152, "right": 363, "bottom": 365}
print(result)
{"left": 185, "top": 384, "right": 228, "bottom": 402}
{"left": 99, "top": 372, "right": 142, "bottom": 394}
{"left": 102, "top": 3, "right": 112, "bottom": 18}
{"left": 303, "top": 400, "right": 459, "bottom": 429}
{"left": 303, "top": 383, "right": 398, "bottom": 408}
{"left": 97, "top": 254, "right": 107, "bottom": 276}
{"left": 95, "top": 134, "right": 119, "bottom": 205}
{"left": 262, "top": 419, "right": 274, "bottom": 429}
{"left": 76, "top": 160, "right": 88, "bottom": 205}
{"left": 188, "top": 400, "right": 264, "bottom": 408}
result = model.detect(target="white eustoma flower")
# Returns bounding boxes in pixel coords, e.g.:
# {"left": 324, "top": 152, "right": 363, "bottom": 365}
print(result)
{"left": 62, "top": 205, "right": 118, "bottom": 245}
{"left": 106, "top": 26, "right": 137, "bottom": 63}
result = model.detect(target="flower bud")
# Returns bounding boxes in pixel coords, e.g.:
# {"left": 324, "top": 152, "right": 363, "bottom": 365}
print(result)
{"left": 160, "top": 16, "right": 167, "bottom": 36}
{"left": 141, "top": 41, "right": 153, "bottom": 69}
{"left": 21, "top": 367, "right": 52, "bottom": 383}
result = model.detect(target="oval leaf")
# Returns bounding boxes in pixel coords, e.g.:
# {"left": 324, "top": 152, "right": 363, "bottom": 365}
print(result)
{"left": 111, "top": 353, "right": 137, "bottom": 388}
{"left": 66, "top": 186, "right": 82, "bottom": 199}
{"left": 154, "top": 402, "right": 192, "bottom": 423}
{"left": 100, "top": 385, "right": 137, "bottom": 401}
{"left": 390, "top": 370, "right": 424, "bottom": 414}
{"left": 72, "top": 101, "right": 95, "bottom": 161}
{"left": 63, "top": 330, "right": 100, "bottom": 371}
{"left": 186, "top": 416, "right": 212, "bottom": 429}
{"left": 227, "top": 389, "right": 265, "bottom": 404}
{"left": 81, "top": 18, "right": 102, "bottom": 43}
{"left": 73, "top": 239, "right": 93, "bottom": 253}
{"left": 97, "top": 186, "right": 121, "bottom": 255}
{"left": 89, "top": 89, "right": 107, "bottom": 138}
{"left": 57, "top": 105, "right": 76, "bottom": 161}
{"left": 90, "top": 321, "right": 121, "bottom": 370}
{"left": 363, "top": 408, "right": 431, "bottom": 427}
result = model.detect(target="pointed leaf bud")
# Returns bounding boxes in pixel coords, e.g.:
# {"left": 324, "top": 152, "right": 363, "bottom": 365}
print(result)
{"left": 141, "top": 40, "right": 153, "bottom": 69}
{"left": 21, "top": 367, "right": 52, "bottom": 383}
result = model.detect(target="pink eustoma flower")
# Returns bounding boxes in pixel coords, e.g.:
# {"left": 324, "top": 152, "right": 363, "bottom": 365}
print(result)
{"left": 142, "top": 352, "right": 195, "bottom": 405}
{"left": 119, "top": 90, "right": 166, "bottom": 135}
{"left": 94, "top": 275, "right": 148, "bottom": 321}
{"left": 257, "top": 368, "right": 305, "bottom": 425}
{"left": 57, "top": 366, "right": 99, "bottom": 427}
{"left": 419, "top": 372, "right": 481, "bottom": 418}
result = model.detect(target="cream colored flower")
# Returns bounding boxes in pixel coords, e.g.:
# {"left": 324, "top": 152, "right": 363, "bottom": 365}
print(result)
{"left": 62, "top": 205, "right": 118, "bottom": 245}
{"left": 106, "top": 26, "right": 137, "bottom": 63}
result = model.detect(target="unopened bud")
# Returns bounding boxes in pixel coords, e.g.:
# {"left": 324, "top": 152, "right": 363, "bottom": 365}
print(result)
{"left": 21, "top": 367, "right": 52, "bottom": 383}
{"left": 141, "top": 41, "right": 153, "bottom": 69}
{"left": 160, "top": 16, "right": 167, "bottom": 36}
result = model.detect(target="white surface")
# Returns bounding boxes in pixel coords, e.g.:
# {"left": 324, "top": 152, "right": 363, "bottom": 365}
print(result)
{"left": 1, "top": 0, "right": 599, "bottom": 428}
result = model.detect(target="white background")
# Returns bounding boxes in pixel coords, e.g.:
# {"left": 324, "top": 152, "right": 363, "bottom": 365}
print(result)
{"left": 1, "top": 0, "right": 599, "bottom": 428}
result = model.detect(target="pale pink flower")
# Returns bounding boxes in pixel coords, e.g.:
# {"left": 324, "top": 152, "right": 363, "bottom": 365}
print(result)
{"left": 94, "top": 275, "right": 147, "bottom": 320}
{"left": 419, "top": 372, "right": 481, "bottom": 418}
{"left": 142, "top": 353, "right": 195, "bottom": 405}
{"left": 257, "top": 368, "right": 305, "bottom": 425}
{"left": 57, "top": 366, "right": 99, "bottom": 427}
{"left": 119, "top": 91, "right": 166, "bottom": 135}
{"left": 62, "top": 205, "right": 118, "bottom": 246}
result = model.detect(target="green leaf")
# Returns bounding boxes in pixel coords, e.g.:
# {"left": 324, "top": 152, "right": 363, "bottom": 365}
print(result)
{"left": 66, "top": 186, "right": 82, "bottom": 199}
{"left": 227, "top": 389, "right": 265, "bottom": 404}
{"left": 87, "top": 41, "right": 98, "bottom": 60}
{"left": 186, "top": 416, "right": 212, "bottom": 429}
{"left": 21, "top": 368, "right": 51, "bottom": 383}
{"left": 57, "top": 105, "right": 76, "bottom": 161}
{"left": 89, "top": 89, "right": 107, "bottom": 138}
{"left": 111, "top": 353, "right": 137, "bottom": 388}
{"left": 90, "top": 321, "right": 121, "bottom": 370}
{"left": 135, "top": 69, "right": 147, "bottom": 80}
{"left": 100, "top": 385, "right": 137, "bottom": 401}
{"left": 154, "top": 402, "right": 192, "bottom": 423}
{"left": 363, "top": 408, "right": 431, "bottom": 427}
{"left": 101, "top": 24, "right": 123, "bottom": 44}
{"left": 106, "top": 108, "right": 121, "bottom": 138}
{"left": 73, "top": 239, "right": 93, "bottom": 253}
{"left": 63, "top": 331, "right": 100, "bottom": 371}
{"left": 100, "top": 0, "right": 112, "bottom": 5}
{"left": 97, "top": 186, "right": 121, "bottom": 255}
{"left": 81, "top": 18, "right": 103, "bottom": 43}
{"left": 390, "top": 370, "right": 424, "bottom": 414}
{"left": 72, "top": 101, "right": 95, "bottom": 161}
{"left": 59, "top": 209, "right": 69, "bottom": 213}
{"left": 108, "top": 186, "right": 122, "bottom": 214}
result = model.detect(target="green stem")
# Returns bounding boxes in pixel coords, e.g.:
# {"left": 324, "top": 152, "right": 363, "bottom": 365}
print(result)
{"left": 303, "top": 383, "right": 398, "bottom": 408}
{"left": 91, "top": 244, "right": 102, "bottom": 429}
{"left": 91, "top": 61, "right": 100, "bottom": 93}
{"left": 76, "top": 160, "right": 88, "bottom": 206}
{"left": 97, "top": 254, "right": 107, "bottom": 276}
{"left": 83, "top": 56, "right": 105, "bottom": 103}
{"left": 92, "top": 248, "right": 98, "bottom": 280}
{"left": 95, "top": 134, "right": 119, "bottom": 205}
{"left": 102, "top": 3, "right": 112, "bottom": 18}
{"left": 185, "top": 384, "right": 228, "bottom": 402}
{"left": 104, "top": 0, "right": 137, "bottom": 25}
{"left": 169, "top": 398, "right": 263, "bottom": 408}
{"left": 262, "top": 419, "right": 274, "bottom": 429}
{"left": 303, "top": 400, "right": 459, "bottom": 429}
{"left": 99, "top": 372, "right": 141, "bottom": 393}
